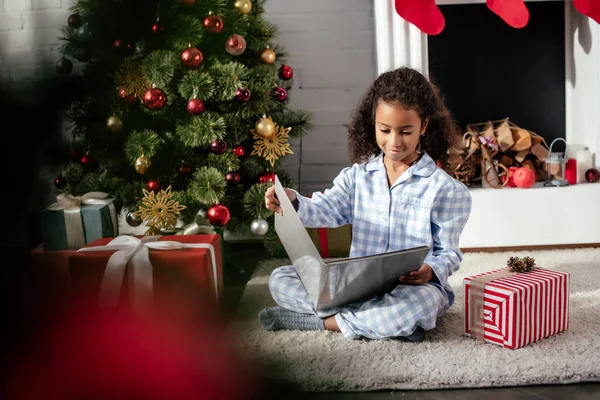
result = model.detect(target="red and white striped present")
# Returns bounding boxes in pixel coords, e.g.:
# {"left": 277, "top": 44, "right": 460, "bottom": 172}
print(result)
{"left": 464, "top": 267, "right": 570, "bottom": 349}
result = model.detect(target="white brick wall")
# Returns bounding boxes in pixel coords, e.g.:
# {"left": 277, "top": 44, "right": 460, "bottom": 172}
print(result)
{"left": 0, "top": 0, "right": 376, "bottom": 194}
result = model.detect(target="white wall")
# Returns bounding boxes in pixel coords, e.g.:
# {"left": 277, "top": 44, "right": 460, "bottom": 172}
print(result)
{"left": 0, "top": 0, "right": 376, "bottom": 196}
{"left": 264, "top": 0, "right": 377, "bottom": 195}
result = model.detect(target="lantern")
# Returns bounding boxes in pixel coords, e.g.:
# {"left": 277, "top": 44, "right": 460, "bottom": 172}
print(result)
{"left": 544, "top": 138, "right": 569, "bottom": 187}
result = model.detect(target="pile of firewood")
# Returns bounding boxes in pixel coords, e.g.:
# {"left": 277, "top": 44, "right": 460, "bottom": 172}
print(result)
{"left": 452, "top": 118, "right": 551, "bottom": 186}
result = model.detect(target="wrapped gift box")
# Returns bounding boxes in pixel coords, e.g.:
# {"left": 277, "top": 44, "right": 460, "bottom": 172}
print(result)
{"left": 306, "top": 225, "right": 352, "bottom": 258}
{"left": 69, "top": 234, "right": 222, "bottom": 316}
{"left": 464, "top": 267, "right": 570, "bottom": 349}
{"left": 28, "top": 246, "right": 74, "bottom": 312}
{"left": 40, "top": 194, "right": 118, "bottom": 251}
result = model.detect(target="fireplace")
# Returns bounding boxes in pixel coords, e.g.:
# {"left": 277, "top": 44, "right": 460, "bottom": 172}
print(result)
{"left": 373, "top": 0, "right": 600, "bottom": 248}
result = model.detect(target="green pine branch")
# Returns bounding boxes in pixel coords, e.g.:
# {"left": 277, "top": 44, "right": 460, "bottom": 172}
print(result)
{"left": 167, "top": 15, "right": 205, "bottom": 51}
{"left": 176, "top": 111, "right": 227, "bottom": 147}
{"left": 124, "top": 130, "right": 161, "bottom": 162}
{"left": 178, "top": 70, "right": 214, "bottom": 100}
{"left": 188, "top": 166, "right": 227, "bottom": 205}
{"left": 209, "top": 62, "right": 249, "bottom": 101}
{"left": 141, "top": 50, "right": 178, "bottom": 88}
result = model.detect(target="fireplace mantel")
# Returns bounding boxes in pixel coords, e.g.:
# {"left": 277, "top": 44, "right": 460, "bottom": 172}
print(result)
{"left": 373, "top": 0, "right": 600, "bottom": 248}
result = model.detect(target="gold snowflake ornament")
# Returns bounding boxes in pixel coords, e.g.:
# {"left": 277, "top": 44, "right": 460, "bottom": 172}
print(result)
{"left": 251, "top": 123, "right": 293, "bottom": 167}
{"left": 113, "top": 59, "right": 148, "bottom": 100}
{"left": 133, "top": 185, "right": 187, "bottom": 235}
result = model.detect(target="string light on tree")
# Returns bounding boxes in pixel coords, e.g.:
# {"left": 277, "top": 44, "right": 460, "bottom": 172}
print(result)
{"left": 234, "top": 0, "right": 252, "bottom": 14}
{"left": 143, "top": 87, "right": 167, "bottom": 110}
{"left": 260, "top": 47, "right": 276, "bottom": 64}
{"left": 278, "top": 64, "right": 294, "bottom": 80}
{"left": 106, "top": 115, "right": 123, "bottom": 132}
{"left": 203, "top": 14, "right": 223, "bottom": 33}
{"left": 151, "top": 19, "right": 164, "bottom": 34}
{"left": 181, "top": 47, "right": 203, "bottom": 69}
{"left": 225, "top": 34, "right": 246, "bottom": 56}
{"left": 206, "top": 204, "right": 230, "bottom": 227}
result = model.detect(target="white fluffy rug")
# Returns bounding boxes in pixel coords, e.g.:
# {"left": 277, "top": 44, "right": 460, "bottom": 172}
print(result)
{"left": 231, "top": 248, "right": 600, "bottom": 391}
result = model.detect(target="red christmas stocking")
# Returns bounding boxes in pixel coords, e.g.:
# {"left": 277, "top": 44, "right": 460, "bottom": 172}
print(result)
{"left": 573, "top": 0, "right": 600, "bottom": 24}
{"left": 394, "top": 0, "right": 445, "bottom": 36}
{"left": 487, "top": 0, "right": 530, "bottom": 28}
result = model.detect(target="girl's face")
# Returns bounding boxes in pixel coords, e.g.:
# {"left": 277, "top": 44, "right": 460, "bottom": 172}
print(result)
{"left": 374, "top": 100, "right": 427, "bottom": 165}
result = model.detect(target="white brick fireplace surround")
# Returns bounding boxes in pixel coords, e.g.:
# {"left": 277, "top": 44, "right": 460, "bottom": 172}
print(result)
{"left": 374, "top": 0, "right": 600, "bottom": 249}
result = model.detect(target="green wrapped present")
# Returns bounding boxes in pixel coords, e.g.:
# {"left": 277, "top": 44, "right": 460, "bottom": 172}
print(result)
{"left": 40, "top": 192, "right": 119, "bottom": 250}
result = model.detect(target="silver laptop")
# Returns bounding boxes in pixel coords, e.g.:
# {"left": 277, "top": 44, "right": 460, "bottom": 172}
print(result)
{"left": 273, "top": 175, "right": 430, "bottom": 311}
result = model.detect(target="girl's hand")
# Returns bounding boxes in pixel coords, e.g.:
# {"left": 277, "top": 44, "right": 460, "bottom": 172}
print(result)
{"left": 400, "top": 264, "right": 433, "bottom": 285}
{"left": 264, "top": 185, "right": 297, "bottom": 215}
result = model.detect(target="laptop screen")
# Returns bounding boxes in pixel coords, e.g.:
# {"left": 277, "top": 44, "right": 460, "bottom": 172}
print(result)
{"left": 273, "top": 175, "right": 324, "bottom": 305}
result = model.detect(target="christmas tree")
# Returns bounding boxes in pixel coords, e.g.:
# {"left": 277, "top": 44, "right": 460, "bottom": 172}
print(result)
{"left": 53, "top": 0, "right": 311, "bottom": 255}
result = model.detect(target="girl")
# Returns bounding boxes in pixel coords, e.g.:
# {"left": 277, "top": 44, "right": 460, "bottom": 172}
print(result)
{"left": 259, "top": 67, "right": 472, "bottom": 341}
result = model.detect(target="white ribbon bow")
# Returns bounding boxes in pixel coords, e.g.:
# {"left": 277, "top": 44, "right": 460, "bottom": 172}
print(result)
{"left": 47, "top": 192, "right": 118, "bottom": 250}
{"left": 77, "top": 235, "right": 219, "bottom": 313}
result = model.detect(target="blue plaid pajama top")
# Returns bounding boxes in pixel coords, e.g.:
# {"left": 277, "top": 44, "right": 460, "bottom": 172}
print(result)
{"left": 295, "top": 152, "right": 472, "bottom": 306}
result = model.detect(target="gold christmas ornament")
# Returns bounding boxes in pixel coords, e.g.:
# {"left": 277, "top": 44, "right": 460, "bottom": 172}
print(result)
{"left": 260, "top": 48, "right": 276, "bottom": 64}
{"left": 251, "top": 123, "right": 293, "bottom": 167}
{"left": 106, "top": 115, "right": 123, "bottom": 132}
{"left": 253, "top": 116, "right": 276, "bottom": 139}
{"left": 234, "top": 0, "right": 252, "bottom": 14}
{"left": 133, "top": 185, "right": 187, "bottom": 235}
{"left": 134, "top": 154, "right": 151, "bottom": 174}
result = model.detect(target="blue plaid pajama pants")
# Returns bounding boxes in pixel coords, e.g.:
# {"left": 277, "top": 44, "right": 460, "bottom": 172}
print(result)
{"left": 268, "top": 264, "right": 450, "bottom": 340}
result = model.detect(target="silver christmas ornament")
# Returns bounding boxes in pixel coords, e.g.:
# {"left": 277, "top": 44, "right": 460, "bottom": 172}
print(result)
{"left": 126, "top": 211, "right": 141, "bottom": 227}
{"left": 250, "top": 218, "right": 269, "bottom": 235}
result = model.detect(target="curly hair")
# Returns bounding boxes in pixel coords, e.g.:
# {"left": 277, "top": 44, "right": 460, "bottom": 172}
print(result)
{"left": 348, "top": 67, "right": 459, "bottom": 169}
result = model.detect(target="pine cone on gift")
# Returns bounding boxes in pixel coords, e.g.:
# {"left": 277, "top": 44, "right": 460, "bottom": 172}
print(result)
{"left": 507, "top": 256, "right": 537, "bottom": 273}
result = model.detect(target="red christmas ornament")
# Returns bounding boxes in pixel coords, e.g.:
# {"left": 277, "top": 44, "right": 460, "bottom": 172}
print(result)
{"left": 118, "top": 88, "right": 137, "bottom": 104}
{"left": 501, "top": 166, "right": 518, "bottom": 187}
{"left": 487, "top": 0, "right": 529, "bottom": 29}
{"left": 585, "top": 168, "right": 600, "bottom": 183}
{"left": 54, "top": 175, "right": 66, "bottom": 190}
{"left": 225, "top": 171, "right": 241, "bottom": 185}
{"left": 513, "top": 167, "right": 536, "bottom": 188}
{"left": 143, "top": 88, "right": 167, "bottom": 110}
{"left": 151, "top": 21, "right": 164, "bottom": 34}
{"left": 272, "top": 87, "right": 287, "bottom": 101}
{"left": 147, "top": 179, "right": 162, "bottom": 192}
{"left": 178, "top": 163, "right": 192, "bottom": 176}
{"left": 181, "top": 47, "right": 203, "bottom": 69}
{"left": 233, "top": 145, "right": 245, "bottom": 157}
{"left": 67, "top": 13, "right": 81, "bottom": 28}
{"left": 234, "top": 87, "right": 251, "bottom": 103}
{"left": 225, "top": 34, "right": 246, "bottom": 56}
{"left": 210, "top": 139, "right": 227, "bottom": 155}
{"left": 574, "top": 0, "right": 600, "bottom": 24}
{"left": 203, "top": 15, "right": 224, "bottom": 33}
{"left": 80, "top": 154, "right": 96, "bottom": 171}
{"left": 70, "top": 148, "right": 83, "bottom": 162}
{"left": 187, "top": 98, "right": 205, "bottom": 115}
{"left": 259, "top": 171, "right": 276, "bottom": 184}
{"left": 113, "top": 39, "right": 135, "bottom": 56}
{"left": 113, "top": 39, "right": 122, "bottom": 49}
{"left": 278, "top": 64, "right": 294, "bottom": 80}
{"left": 207, "top": 204, "right": 230, "bottom": 227}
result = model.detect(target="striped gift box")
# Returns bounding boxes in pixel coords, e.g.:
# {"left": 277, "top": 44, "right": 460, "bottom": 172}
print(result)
{"left": 464, "top": 267, "right": 570, "bottom": 349}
